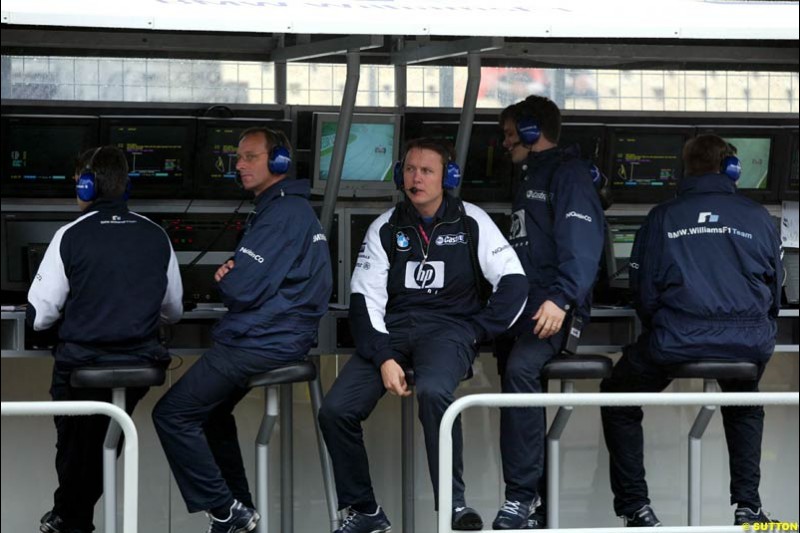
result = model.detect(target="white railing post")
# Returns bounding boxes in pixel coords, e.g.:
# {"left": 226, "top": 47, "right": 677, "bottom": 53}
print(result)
{"left": 438, "top": 391, "right": 799, "bottom": 533}
{"left": 1, "top": 401, "right": 139, "bottom": 533}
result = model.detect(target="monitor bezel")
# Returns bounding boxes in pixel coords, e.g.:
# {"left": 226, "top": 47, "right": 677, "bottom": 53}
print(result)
{"left": 696, "top": 125, "right": 780, "bottom": 203}
{"left": 2, "top": 114, "right": 100, "bottom": 199}
{"left": 605, "top": 125, "right": 694, "bottom": 204}
{"left": 312, "top": 112, "right": 401, "bottom": 199}
{"left": 100, "top": 115, "right": 196, "bottom": 199}
{"left": 194, "top": 117, "right": 293, "bottom": 199}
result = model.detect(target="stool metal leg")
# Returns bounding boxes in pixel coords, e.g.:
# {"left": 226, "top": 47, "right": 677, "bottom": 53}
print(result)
{"left": 688, "top": 379, "right": 717, "bottom": 526}
{"left": 546, "top": 380, "right": 575, "bottom": 530}
{"left": 401, "top": 393, "right": 415, "bottom": 533}
{"left": 103, "top": 388, "right": 126, "bottom": 533}
{"left": 256, "top": 386, "right": 280, "bottom": 533}
{"left": 280, "top": 384, "right": 294, "bottom": 533}
{"left": 308, "top": 373, "right": 341, "bottom": 531}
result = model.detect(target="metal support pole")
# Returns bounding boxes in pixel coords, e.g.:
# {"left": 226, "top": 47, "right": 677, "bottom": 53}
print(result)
{"left": 688, "top": 379, "right": 717, "bottom": 526}
{"left": 546, "top": 381, "right": 575, "bottom": 529}
{"left": 453, "top": 52, "right": 481, "bottom": 198}
{"left": 394, "top": 38, "right": 407, "bottom": 109}
{"left": 256, "top": 387, "right": 280, "bottom": 533}
{"left": 275, "top": 35, "right": 287, "bottom": 106}
{"left": 319, "top": 50, "right": 360, "bottom": 240}
{"left": 103, "top": 387, "right": 126, "bottom": 533}
{"left": 280, "top": 383, "right": 294, "bottom": 533}
{"left": 401, "top": 393, "right": 415, "bottom": 533}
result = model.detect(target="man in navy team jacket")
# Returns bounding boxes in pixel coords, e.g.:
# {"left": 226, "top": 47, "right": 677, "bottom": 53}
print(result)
{"left": 601, "top": 134, "right": 783, "bottom": 527}
{"left": 153, "top": 128, "right": 332, "bottom": 532}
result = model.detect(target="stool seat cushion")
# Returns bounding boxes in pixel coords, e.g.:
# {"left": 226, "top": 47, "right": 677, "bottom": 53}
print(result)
{"left": 70, "top": 365, "right": 166, "bottom": 389}
{"left": 247, "top": 361, "right": 316, "bottom": 388}
{"left": 542, "top": 355, "right": 613, "bottom": 381}
{"left": 667, "top": 360, "right": 758, "bottom": 380}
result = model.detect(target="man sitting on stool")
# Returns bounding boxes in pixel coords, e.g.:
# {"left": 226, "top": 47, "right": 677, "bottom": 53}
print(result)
{"left": 600, "top": 134, "right": 783, "bottom": 527}
{"left": 29, "top": 146, "right": 183, "bottom": 533}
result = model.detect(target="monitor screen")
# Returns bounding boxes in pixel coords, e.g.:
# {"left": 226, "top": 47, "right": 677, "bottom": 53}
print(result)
{"left": 195, "top": 117, "right": 293, "bottom": 198}
{"left": 1, "top": 212, "right": 76, "bottom": 293}
{"left": 606, "top": 218, "right": 643, "bottom": 289}
{"left": 721, "top": 136, "right": 771, "bottom": 190}
{"left": 2, "top": 114, "right": 99, "bottom": 198}
{"left": 560, "top": 123, "right": 604, "bottom": 163}
{"left": 312, "top": 113, "right": 400, "bottom": 197}
{"left": 609, "top": 130, "right": 686, "bottom": 190}
{"left": 101, "top": 116, "right": 195, "bottom": 198}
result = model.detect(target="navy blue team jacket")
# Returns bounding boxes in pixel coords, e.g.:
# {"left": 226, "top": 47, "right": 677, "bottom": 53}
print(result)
{"left": 349, "top": 195, "right": 528, "bottom": 368}
{"left": 213, "top": 179, "right": 332, "bottom": 350}
{"left": 631, "top": 173, "right": 782, "bottom": 364}
{"left": 508, "top": 148, "right": 605, "bottom": 321}
{"left": 27, "top": 198, "right": 183, "bottom": 365}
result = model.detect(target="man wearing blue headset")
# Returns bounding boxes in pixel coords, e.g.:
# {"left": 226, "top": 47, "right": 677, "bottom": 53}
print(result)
{"left": 493, "top": 96, "right": 606, "bottom": 529}
{"left": 319, "top": 138, "right": 528, "bottom": 533}
{"left": 153, "top": 127, "right": 332, "bottom": 533}
{"left": 29, "top": 146, "right": 183, "bottom": 533}
{"left": 601, "top": 134, "right": 783, "bottom": 527}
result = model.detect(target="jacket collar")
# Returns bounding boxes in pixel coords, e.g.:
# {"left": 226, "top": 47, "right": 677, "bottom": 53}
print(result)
{"left": 253, "top": 178, "right": 311, "bottom": 213}
{"left": 678, "top": 173, "right": 736, "bottom": 196}
{"left": 86, "top": 197, "right": 128, "bottom": 214}
{"left": 397, "top": 193, "right": 461, "bottom": 226}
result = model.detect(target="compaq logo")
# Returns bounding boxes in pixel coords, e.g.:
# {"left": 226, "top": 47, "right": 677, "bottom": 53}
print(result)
{"left": 239, "top": 247, "right": 265, "bottom": 263}
{"left": 566, "top": 211, "right": 592, "bottom": 223}
{"left": 697, "top": 212, "right": 719, "bottom": 223}
{"left": 435, "top": 233, "right": 467, "bottom": 246}
{"left": 526, "top": 190, "right": 548, "bottom": 201}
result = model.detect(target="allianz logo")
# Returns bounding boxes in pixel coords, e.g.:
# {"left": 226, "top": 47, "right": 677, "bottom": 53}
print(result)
{"left": 566, "top": 211, "right": 592, "bottom": 223}
{"left": 239, "top": 246, "right": 265, "bottom": 263}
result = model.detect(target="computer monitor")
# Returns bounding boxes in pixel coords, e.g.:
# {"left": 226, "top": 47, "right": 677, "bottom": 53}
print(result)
{"left": 560, "top": 123, "right": 605, "bottom": 163}
{"left": 101, "top": 116, "right": 195, "bottom": 198}
{"left": 607, "top": 127, "right": 691, "bottom": 203}
{"left": 1, "top": 212, "right": 75, "bottom": 294}
{"left": 403, "top": 120, "right": 513, "bottom": 202}
{"left": 605, "top": 217, "right": 644, "bottom": 290}
{"left": 2, "top": 114, "right": 99, "bottom": 198}
{"left": 312, "top": 113, "right": 400, "bottom": 198}
{"left": 194, "top": 117, "right": 293, "bottom": 199}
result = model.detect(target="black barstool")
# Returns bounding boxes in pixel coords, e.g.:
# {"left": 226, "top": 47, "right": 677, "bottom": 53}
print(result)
{"left": 246, "top": 360, "right": 338, "bottom": 533}
{"left": 70, "top": 364, "right": 166, "bottom": 533}
{"left": 667, "top": 360, "right": 759, "bottom": 526}
{"left": 541, "top": 354, "right": 613, "bottom": 529}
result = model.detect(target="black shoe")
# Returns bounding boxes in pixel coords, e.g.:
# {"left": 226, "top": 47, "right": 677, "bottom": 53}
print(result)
{"left": 452, "top": 506, "right": 483, "bottom": 530}
{"left": 206, "top": 500, "right": 260, "bottom": 533}
{"left": 621, "top": 504, "right": 662, "bottom": 527}
{"left": 492, "top": 499, "right": 537, "bottom": 529}
{"left": 526, "top": 502, "right": 546, "bottom": 529}
{"left": 40, "top": 511, "right": 64, "bottom": 533}
{"left": 734, "top": 507, "right": 779, "bottom": 526}
{"left": 334, "top": 506, "right": 391, "bottom": 533}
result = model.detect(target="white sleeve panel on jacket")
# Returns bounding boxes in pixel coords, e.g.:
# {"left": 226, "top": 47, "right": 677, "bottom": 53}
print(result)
{"left": 350, "top": 209, "right": 394, "bottom": 335}
{"left": 133, "top": 212, "right": 184, "bottom": 324}
{"left": 27, "top": 212, "right": 97, "bottom": 331}
{"left": 463, "top": 202, "right": 525, "bottom": 288}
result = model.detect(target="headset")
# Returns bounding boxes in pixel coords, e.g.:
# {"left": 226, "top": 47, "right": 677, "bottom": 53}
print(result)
{"left": 516, "top": 115, "right": 541, "bottom": 146}
{"left": 393, "top": 140, "right": 461, "bottom": 190}
{"left": 76, "top": 147, "right": 132, "bottom": 202}
{"left": 721, "top": 143, "right": 742, "bottom": 181}
{"left": 266, "top": 129, "right": 292, "bottom": 175}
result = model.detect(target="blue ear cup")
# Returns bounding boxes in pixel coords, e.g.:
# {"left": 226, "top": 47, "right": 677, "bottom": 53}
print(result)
{"left": 721, "top": 155, "right": 741, "bottom": 181}
{"left": 443, "top": 161, "right": 461, "bottom": 190}
{"left": 393, "top": 160, "right": 404, "bottom": 189}
{"left": 76, "top": 170, "right": 97, "bottom": 202}
{"left": 516, "top": 116, "right": 541, "bottom": 146}
{"left": 268, "top": 144, "right": 291, "bottom": 175}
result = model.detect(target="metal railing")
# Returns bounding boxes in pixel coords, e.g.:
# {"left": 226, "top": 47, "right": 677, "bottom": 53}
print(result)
{"left": 438, "top": 391, "right": 799, "bottom": 533}
{"left": 1, "top": 400, "right": 139, "bottom": 533}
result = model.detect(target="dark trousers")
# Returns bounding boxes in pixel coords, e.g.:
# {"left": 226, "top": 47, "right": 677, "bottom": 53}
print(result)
{"left": 50, "top": 356, "right": 157, "bottom": 532}
{"left": 498, "top": 330, "right": 562, "bottom": 502}
{"left": 153, "top": 334, "right": 314, "bottom": 513}
{"left": 600, "top": 334, "right": 766, "bottom": 516}
{"left": 318, "top": 329, "right": 475, "bottom": 510}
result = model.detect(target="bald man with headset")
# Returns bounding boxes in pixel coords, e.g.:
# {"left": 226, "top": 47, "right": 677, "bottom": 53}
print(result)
{"left": 319, "top": 138, "right": 528, "bottom": 533}
{"left": 153, "top": 127, "right": 332, "bottom": 533}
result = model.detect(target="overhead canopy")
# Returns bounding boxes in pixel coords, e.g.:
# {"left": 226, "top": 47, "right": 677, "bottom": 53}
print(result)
{"left": 2, "top": 0, "right": 798, "bottom": 40}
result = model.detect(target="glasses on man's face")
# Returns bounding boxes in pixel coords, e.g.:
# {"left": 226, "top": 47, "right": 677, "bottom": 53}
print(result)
{"left": 235, "top": 151, "right": 267, "bottom": 164}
